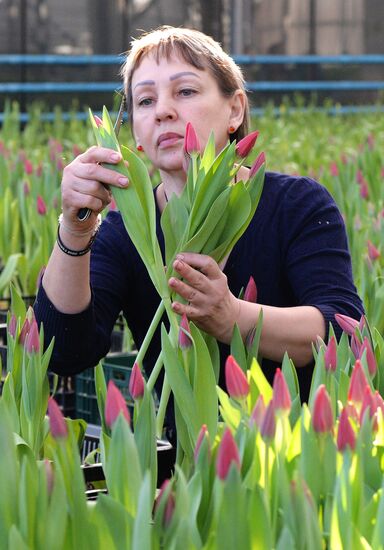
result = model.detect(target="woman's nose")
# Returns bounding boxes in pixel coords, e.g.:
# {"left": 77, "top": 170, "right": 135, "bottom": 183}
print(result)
{"left": 155, "top": 95, "right": 176, "bottom": 123}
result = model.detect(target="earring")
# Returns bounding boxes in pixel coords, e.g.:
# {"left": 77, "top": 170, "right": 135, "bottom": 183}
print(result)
{"left": 229, "top": 126, "right": 236, "bottom": 134}
{"left": 136, "top": 144, "right": 143, "bottom": 152}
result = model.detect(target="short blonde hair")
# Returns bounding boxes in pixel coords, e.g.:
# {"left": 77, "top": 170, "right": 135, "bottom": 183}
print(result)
{"left": 120, "top": 26, "right": 249, "bottom": 141}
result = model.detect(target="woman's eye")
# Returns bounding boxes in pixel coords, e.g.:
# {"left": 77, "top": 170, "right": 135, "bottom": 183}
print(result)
{"left": 138, "top": 97, "right": 153, "bottom": 107}
{"left": 178, "top": 88, "right": 196, "bottom": 97}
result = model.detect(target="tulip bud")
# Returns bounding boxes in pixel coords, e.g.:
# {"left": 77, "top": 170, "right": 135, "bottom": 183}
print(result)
{"left": 260, "top": 400, "right": 276, "bottom": 441}
{"left": 334, "top": 313, "right": 359, "bottom": 336}
{"left": 360, "top": 182, "right": 369, "bottom": 199}
{"left": 312, "top": 385, "right": 333, "bottom": 433}
{"left": 243, "top": 276, "right": 257, "bottom": 303}
{"left": 47, "top": 397, "right": 68, "bottom": 439}
{"left": 367, "top": 240, "right": 380, "bottom": 261}
{"left": 359, "top": 337, "right": 377, "bottom": 377}
{"left": 8, "top": 314, "right": 17, "bottom": 339}
{"left": 37, "top": 195, "right": 47, "bottom": 216}
{"left": 360, "top": 385, "right": 376, "bottom": 426}
{"left": 24, "top": 159, "right": 33, "bottom": 175}
{"left": 330, "top": 162, "right": 339, "bottom": 177}
{"left": 25, "top": 319, "right": 40, "bottom": 354}
{"left": 94, "top": 115, "right": 103, "bottom": 127}
{"left": 272, "top": 368, "right": 291, "bottom": 412}
{"left": 337, "top": 408, "right": 356, "bottom": 452}
{"left": 324, "top": 336, "right": 337, "bottom": 372}
{"left": 178, "top": 313, "right": 192, "bottom": 350}
{"left": 351, "top": 333, "right": 361, "bottom": 359}
{"left": 23, "top": 181, "right": 30, "bottom": 196}
{"left": 105, "top": 380, "right": 130, "bottom": 428}
{"left": 184, "top": 122, "right": 200, "bottom": 155}
{"left": 216, "top": 428, "right": 241, "bottom": 480}
{"left": 249, "top": 151, "right": 266, "bottom": 179}
{"left": 19, "top": 317, "right": 30, "bottom": 346}
{"left": 374, "top": 391, "right": 384, "bottom": 416}
{"left": 348, "top": 359, "right": 369, "bottom": 404}
{"left": 235, "top": 130, "right": 259, "bottom": 158}
{"left": 249, "top": 394, "right": 265, "bottom": 428}
{"left": 155, "top": 480, "right": 175, "bottom": 527}
{"left": 225, "top": 355, "right": 249, "bottom": 400}
{"left": 129, "top": 362, "right": 145, "bottom": 400}
{"left": 194, "top": 424, "right": 210, "bottom": 463}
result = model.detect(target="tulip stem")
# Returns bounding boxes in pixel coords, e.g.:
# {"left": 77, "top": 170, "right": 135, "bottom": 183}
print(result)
{"left": 156, "top": 375, "right": 171, "bottom": 438}
{"left": 147, "top": 352, "right": 163, "bottom": 392}
{"left": 135, "top": 300, "right": 165, "bottom": 369}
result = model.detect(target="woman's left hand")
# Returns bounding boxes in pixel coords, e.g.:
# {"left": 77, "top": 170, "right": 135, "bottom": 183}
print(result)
{"left": 169, "top": 252, "right": 240, "bottom": 343}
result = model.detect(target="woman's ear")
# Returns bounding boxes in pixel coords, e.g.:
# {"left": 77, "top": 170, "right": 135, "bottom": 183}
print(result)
{"left": 228, "top": 90, "right": 246, "bottom": 131}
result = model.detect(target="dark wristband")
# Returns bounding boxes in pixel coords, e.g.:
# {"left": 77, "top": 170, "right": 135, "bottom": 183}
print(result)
{"left": 56, "top": 224, "right": 98, "bottom": 257}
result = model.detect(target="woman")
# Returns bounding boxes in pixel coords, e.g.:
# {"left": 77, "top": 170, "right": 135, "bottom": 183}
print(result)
{"left": 34, "top": 26, "right": 363, "bottom": 410}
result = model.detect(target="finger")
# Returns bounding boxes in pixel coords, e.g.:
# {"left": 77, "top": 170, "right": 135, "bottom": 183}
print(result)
{"left": 79, "top": 146, "right": 122, "bottom": 165}
{"left": 62, "top": 178, "right": 111, "bottom": 213}
{"left": 171, "top": 299, "right": 199, "bottom": 319}
{"left": 168, "top": 276, "right": 202, "bottom": 303}
{"left": 74, "top": 162, "right": 129, "bottom": 189}
{"left": 175, "top": 253, "right": 220, "bottom": 278}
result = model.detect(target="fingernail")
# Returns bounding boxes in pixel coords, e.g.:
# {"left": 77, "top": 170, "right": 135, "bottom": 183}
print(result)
{"left": 111, "top": 153, "right": 121, "bottom": 161}
{"left": 118, "top": 177, "right": 128, "bottom": 186}
{"left": 176, "top": 254, "right": 185, "bottom": 261}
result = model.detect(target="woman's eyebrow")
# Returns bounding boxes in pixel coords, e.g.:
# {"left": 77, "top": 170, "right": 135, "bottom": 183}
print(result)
{"left": 133, "top": 71, "right": 200, "bottom": 90}
{"left": 133, "top": 80, "right": 155, "bottom": 90}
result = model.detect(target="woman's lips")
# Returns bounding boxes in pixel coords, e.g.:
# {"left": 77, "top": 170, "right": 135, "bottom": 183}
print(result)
{"left": 157, "top": 133, "right": 183, "bottom": 149}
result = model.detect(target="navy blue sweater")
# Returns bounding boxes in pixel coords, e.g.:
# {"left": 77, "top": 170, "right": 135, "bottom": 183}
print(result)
{"left": 34, "top": 172, "right": 364, "bottom": 402}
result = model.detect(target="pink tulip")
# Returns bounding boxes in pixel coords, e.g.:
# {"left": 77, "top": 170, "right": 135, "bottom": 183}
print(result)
{"left": 19, "top": 318, "right": 30, "bottom": 346}
{"left": 194, "top": 424, "right": 210, "bottom": 462}
{"left": 360, "top": 182, "right": 369, "bottom": 199}
{"left": 359, "top": 337, "right": 377, "bottom": 377}
{"left": 178, "top": 313, "right": 192, "bottom": 350}
{"left": 337, "top": 408, "right": 356, "bottom": 452}
{"left": 374, "top": 391, "right": 384, "bottom": 416}
{"left": 244, "top": 276, "right": 257, "bottom": 303}
{"left": 36, "top": 163, "right": 43, "bottom": 177}
{"left": 24, "top": 159, "right": 33, "bottom": 175}
{"left": 324, "top": 336, "right": 337, "bottom": 372}
{"left": 360, "top": 385, "right": 376, "bottom": 426}
{"left": 356, "top": 169, "right": 365, "bottom": 185}
{"left": 184, "top": 122, "right": 200, "bottom": 155}
{"left": 94, "top": 115, "right": 103, "bottom": 127}
{"left": 25, "top": 319, "right": 40, "bottom": 353}
{"left": 330, "top": 162, "right": 339, "bottom": 177}
{"left": 225, "top": 355, "right": 249, "bottom": 400}
{"left": 155, "top": 480, "right": 175, "bottom": 527}
{"left": 272, "top": 368, "right": 291, "bottom": 412}
{"left": 348, "top": 360, "right": 369, "bottom": 404}
{"left": 129, "top": 362, "right": 145, "bottom": 400}
{"left": 367, "top": 241, "right": 380, "bottom": 261}
{"left": 334, "top": 313, "right": 359, "bottom": 336}
{"left": 312, "top": 385, "right": 333, "bottom": 433}
{"left": 249, "top": 151, "right": 266, "bottom": 178}
{"left": 249, "top": 394, "right": 266, "bottom": 428}
{"left": 260, "top": 400, "right": 276, "bottom": 441}
{"left": 216, "top": 428, "right": 241, "bottom": 480}
{"left": 343, "top": 402, "right": 359, "bottom": 424}
{"left": 47, "top": 397, "right": 68, "bottom": 439}
{"left": 351, "top": 333, "right": 361, "bottom": 359}
{"left": 105, "top": 380, "right": 130, "bottom": 428}
{"left": 235, "top": 130, "right": 259, "bottom": 158}
{"left": 23, "top": 181, "right": 30, "bottom": 196}
{"left": 37, "top": 195, "right": 47, "bottom": 216}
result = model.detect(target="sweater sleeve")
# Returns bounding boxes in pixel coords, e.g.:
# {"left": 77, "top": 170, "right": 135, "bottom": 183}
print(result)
{"left": 34, "top": 213, "right": 130, "bottom": 375}
{"left": 280, "top": 177, "right": 364, "bottom": 340}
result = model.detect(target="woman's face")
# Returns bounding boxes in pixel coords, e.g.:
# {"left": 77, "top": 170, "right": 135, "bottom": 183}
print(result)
{"left": 131, "top": 53, "right": 242, "bottom": 176}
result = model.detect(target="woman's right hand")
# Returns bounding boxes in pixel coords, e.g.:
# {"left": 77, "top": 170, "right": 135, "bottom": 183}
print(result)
{"left": 61, "top": 146, "right": 129, "bottom": 231}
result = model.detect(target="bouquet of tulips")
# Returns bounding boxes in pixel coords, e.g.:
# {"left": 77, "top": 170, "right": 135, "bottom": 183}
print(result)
{"left": 89, "top": 107, "right": 265, "bottom": 471}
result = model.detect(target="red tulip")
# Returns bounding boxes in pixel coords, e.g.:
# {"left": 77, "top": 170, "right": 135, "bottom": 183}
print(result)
{"left": 367, "top": 240, "right": 380, "bottom": 261}
{"left": 243, "top": 276, "right": 257, "bottom": 303}
{"left": 47, "top": 397, "right": 68, "bottom": 439}
{"left": 324, "top": 336, "right": 337, "bottom": 372}
{"left": 348, "top": 360, "right": 369, "bottom": 404}
{"left": 184, "top": 122, "right": 200, "bottom": 155}
{"left": 8, "top": 314, "right": 17, "bottom": 338}
{"left": 235, "top": 130, "right": 259, "bottom": 158}
{"left": 330, "top": 162, "right": 339, "bottom": 177}
{"left": 225, "top": 355, "right": 249, "bottom": 400}
{"left": 334, "top": 313, "right": 359, "bottom": 336}
{"left": 129, "top": 362, "right": 145, "bottom": 400}
{"left": 337, "top": 408, "right": 356, "bottom": 452}
{"left": 360, "top": 385, "right": 376, "bottom": 426}
{"left": 249, "top": 394, "right": 265, "bottom": 428}
{"left": 19, "top": 318, "right": 30, "bottom": 346}
{"left": 37, "top": 195, "right": 47, "bottom": 216}
{"left": 249, "top": 151, "right": 266, "bottom": 178}
{"left": 25, "top": 318, "right": 40, "bottom": 354}
{"left": 312, "top": 385, "right": 333, "bottom": 433}
{"left": 216, "top": 428, "right": 241, "bottom": 480}
{"left": 93, "top": 115, "right": 103, "bottom": 127}
{"left": 359, "top": 337, "right": 377, "bottom": 377}
{"left": 178, "top": 313, "right": 192, "bottom": 350}
{"left": 24, "top": 159, "right": 33, "bottom": 175}
{"left": 194, "top": 424, "right": 210, "bottom": 463}
{"left": 360, "top": 181, "right": 369, "bottom": 199}
{"left": 272, "top": 368, "right": 291, "bottom": 412}
{"left": 260, "top": 400, "right": 276, "bottom": 441}
{"left": 105, "top": 380, "right": 130, "bottom": 428}
{"left": 155, "top": 480, "right": 175, "bottom": 527}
